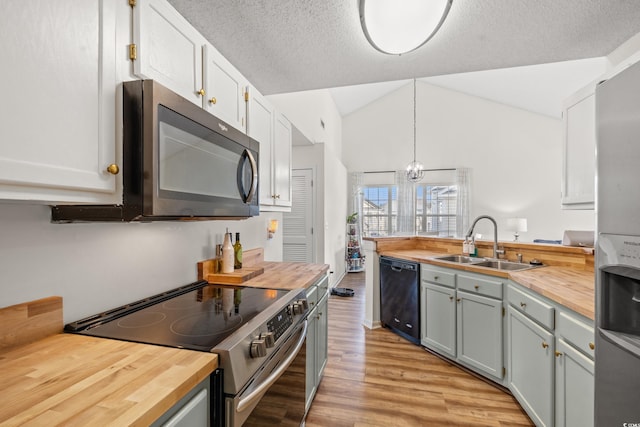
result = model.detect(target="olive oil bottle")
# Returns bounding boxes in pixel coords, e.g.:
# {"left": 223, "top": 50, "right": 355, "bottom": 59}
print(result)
{"left": 233, "top": 232, "right": 243, "bottom": 269}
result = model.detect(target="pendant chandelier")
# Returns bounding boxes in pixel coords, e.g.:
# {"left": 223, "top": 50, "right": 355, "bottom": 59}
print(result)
{"left": 406, "top": 78, "right": 424, "bottom": 182}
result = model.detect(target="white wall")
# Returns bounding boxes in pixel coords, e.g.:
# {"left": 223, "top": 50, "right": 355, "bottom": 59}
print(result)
{"left": 342, "top": 81, "right": 595, "bottom": 242}
{"left": 267, "top": 89, "right": 343, "bottom": 157}
{"left": 0, "top": 203, "right": 282, "bottom": 323}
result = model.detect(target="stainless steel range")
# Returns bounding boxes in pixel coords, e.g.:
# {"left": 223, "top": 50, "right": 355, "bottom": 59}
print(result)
{"left": 65, "top": 280, "right": 309, "bottom": 427}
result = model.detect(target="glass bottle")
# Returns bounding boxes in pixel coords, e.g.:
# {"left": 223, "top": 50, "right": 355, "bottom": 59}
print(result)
{"left": 233, "top": 232, "right": 243, "bottom": 269}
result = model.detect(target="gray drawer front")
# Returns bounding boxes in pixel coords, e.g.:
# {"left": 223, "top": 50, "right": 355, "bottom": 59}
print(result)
{"left": 421, "top": 266, "right": 456, "bottom": 288}
{"left": 457, "top": 274, "right": 503, "bottom": 299}
{"left": 557, "top": 310, "right": 595, "bottom": 359}
{"left": 508, "top": 284, "right": 555, "bottom": 330}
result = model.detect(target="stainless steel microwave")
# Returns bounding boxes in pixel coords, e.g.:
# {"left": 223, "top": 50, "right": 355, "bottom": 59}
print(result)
{"left": 52, "top": 80, "right": 259, "bottom": 222}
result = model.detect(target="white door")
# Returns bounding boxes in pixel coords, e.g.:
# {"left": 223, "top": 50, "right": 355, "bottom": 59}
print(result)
{"left": 283, "top": 169, "right": 313, "bottom": 262}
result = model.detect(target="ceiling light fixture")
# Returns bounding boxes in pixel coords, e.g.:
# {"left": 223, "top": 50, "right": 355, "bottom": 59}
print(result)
{"left": 406, "top": 78, "right": 424, "bottom": 183}
{"left": 359, "top": 0, "right": 453, "bottom": 55}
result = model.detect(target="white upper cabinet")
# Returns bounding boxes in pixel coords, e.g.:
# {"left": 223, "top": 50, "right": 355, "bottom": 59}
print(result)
{"left": 561, "top": 85, "right": 596, "bottom": 209}
{"left": 133, "top": 0, "right": 248, "bottom": 133}
{"left": 203, "top": 45, "right": 247, "bottom": 132}
{"left": 246, "top": 86, "right": 275, "bottom": 207}
{"left": 0, "top": 0, "right": 118, "bottom": 203}
{"left": 133, "top": 0, "right": 204, "bottom": 106}
{"left": 272, "top": 112, "right": 293, "bottom": 209}
{"left": 247, "top": 87, "right": 292, "bottom": 210}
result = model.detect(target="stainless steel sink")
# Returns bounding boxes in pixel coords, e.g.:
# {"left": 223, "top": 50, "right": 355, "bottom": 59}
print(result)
{"left": 473, "top": 260, "right": 534, "bottom": 271}
{"left": 433, "top": 255, "right": 482, "bottom": 264}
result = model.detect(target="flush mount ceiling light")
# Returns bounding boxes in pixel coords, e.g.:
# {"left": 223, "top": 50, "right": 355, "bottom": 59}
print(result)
{"left": 406, "top": 79, "right": 424, "bottom": 183}
{"left": 359, "top": 0, "right": 453, "bottom": 55}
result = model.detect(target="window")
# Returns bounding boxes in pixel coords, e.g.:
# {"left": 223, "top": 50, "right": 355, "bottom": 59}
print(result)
{"left": 362, "top": 185, "right": 396, "bottom": 236}
{"left": 416, "top": 184, "right": 457, "bottom": 237}
{"left": 361, "top": 181, "right": 458, "bottom": 237}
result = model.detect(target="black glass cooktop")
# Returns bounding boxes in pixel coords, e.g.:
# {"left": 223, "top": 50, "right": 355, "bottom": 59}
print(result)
{"left": 65, "top": 281, "right": 289, "bottom": 351}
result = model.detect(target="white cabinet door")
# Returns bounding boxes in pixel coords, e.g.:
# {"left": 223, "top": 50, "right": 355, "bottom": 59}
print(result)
{"left": 203, "top": 44, "right": 247, "bottom": 133}
{"left": 562, "top": 88, "right": 595, "bottom": 209}
{"left": 508, "top": 307, "right": 555, "bottom": 427}
{"left": 555, "top": 338, "right": 594, "bottom": 427}
{"left": 272, "top": 112, "right": 292, "bottom": 208}
{"left": 456, "top": 290, "right": 503, "bottom": 381}
{"left": 246, "top": 86, "right": 275, "bottom": 207}
{"left": 0, "top": 0, "right": 117, "bottom": 203}
{"left": 133, "top": 0, "right": 204, "bottom": 106}
{"left": 420, "top": 282, "right": 456, "bottom": 358}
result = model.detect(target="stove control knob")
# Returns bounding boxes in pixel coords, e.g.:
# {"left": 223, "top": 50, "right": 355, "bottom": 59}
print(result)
{"left": 250, "top": 339, "right": 267, "bottom": 358}
{"left": 298, "top": 299, "right": 309, "bottom": 311}
{"left": 292, "top": 301, "right": 304, "bottom": 315}
{"left": 260, "top": 331, "right": 275, "bottom": 348}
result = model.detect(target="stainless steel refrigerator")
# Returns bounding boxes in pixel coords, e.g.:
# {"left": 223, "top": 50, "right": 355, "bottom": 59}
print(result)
{"left": 595, "top": 59, "right": 640, "bottom": 426}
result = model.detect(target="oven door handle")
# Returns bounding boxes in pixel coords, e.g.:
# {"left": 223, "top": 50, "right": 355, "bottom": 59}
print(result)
{"left": 236, "top": 320, "right": 308, "bottom": 413}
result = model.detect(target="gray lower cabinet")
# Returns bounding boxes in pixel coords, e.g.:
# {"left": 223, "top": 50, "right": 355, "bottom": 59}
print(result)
{"left": 420, "top": 265, "right": 504, "bottom": 382}
{"left": 305, "top": 275, "right": 329, "bottom": 413}
{"left": 508, "top": 307, "right": 555, "bottom": 427}
{"left": 554, "top": 338, "right": 594, "bottom": 427}
{"left": 421, "top": 281, "right": 456, "bottom": 357}
{"left": 151, "top": 377, "right": 210, "bottom": 427}
{"left": 507, "top": 281, "right": 595, "bottom": 427}
{"left": 457, "top": 290, "right": 503, "bottom": 380}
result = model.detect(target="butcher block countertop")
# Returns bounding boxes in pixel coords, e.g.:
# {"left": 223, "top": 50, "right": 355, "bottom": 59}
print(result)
{"left": 380, "top": 248, "right": 595, "bottom": 320}
{"left": 0, "top": 334, "right": 217, "bottom": 427}
{"left": 1, "top": 260, "right": 329, "bottom": 426}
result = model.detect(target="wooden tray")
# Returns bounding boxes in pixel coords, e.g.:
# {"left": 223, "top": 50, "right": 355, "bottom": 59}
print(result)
{"left": 197, "top": 248, "right": 265, "bottom": 285}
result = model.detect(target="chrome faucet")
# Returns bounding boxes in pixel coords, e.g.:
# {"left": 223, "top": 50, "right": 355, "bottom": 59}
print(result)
{"left": 465, "top": 215, "right": 504, "bottom": 259}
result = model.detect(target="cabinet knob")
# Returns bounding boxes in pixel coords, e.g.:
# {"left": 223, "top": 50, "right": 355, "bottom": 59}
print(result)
{"left": 541, "top": 342, "right": 549, "bottom": 349}
{"left": 434, "top": 276, "right": 439, "bottom": 281}
{"left": 198, "top": 89, "right": 206, "bottom": 96}
{"left": 456, "top": 298, "right": 461, "bottom": 303}
{"left": 209, "top": 97, "right": 217, "bottom": 104}
{"left": 474, "top": 285, "right": 479, "bottom": 290}
{"left": 555, "top": 351, "right": 563, "bottom": 358}
{"left": 449, "top": 296, "right": 454, "bottom": 301}
{"left": 106, "top": 164, "right": 120, "bottom": 175}
{"left": 589, "top": 342, "right": 595, "bottom": 350}
{"left": 520, "top": 302, "right": 527, "bottom": 308}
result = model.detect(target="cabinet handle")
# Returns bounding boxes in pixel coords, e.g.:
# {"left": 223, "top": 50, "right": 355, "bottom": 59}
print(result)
{"left": 589, "top": 342, "right": 595, "bottom": 350}
{"left": 209, "top": 97, "right": 217, "bottom": 104}
{"left": 198, "top": 89, "right": 205, "bottom": 96}
{"left": 541, "top": 342, "right": 549, "bottom": 349}
{"left": 520, "top": 302, "right": 526, "bottom": 308}
{"left": 555, "top": 351, "right": 563, "bottom": 358}
{"left": 106, "top": 164, "right": 120, "bottom": 175}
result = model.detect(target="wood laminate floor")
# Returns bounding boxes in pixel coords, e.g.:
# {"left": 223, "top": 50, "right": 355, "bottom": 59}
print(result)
{"left": 305, "top": 273, "right": 533, "bottom": 427}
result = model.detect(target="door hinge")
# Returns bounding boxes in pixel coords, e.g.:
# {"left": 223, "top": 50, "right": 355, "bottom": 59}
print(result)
{"left": 311, "top": 179, "right": 313, "bottom": 187}
{"left": 503, "top": 367, "right": 506, "bottom": 377}
{"left": 129, "top": 44, "right": 137, "bottom": 61}
{"left": 502, "top": 307, "right": 505, "bottom": 317}
{"left": 129, "top": 0, "right": 136, "bottom": 7}
{"left": 311, "top": 227, "right": 314, "bottom": 235}
{"left": 244, "top": 91, "right": 249, "bottom": 102}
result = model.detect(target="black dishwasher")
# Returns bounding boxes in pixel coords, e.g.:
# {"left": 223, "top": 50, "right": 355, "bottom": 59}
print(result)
{"left": 379, "top": 256, "right": 420, "bottom": 344}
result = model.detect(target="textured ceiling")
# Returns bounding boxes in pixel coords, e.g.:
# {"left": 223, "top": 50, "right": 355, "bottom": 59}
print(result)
{"left": 167, "top": 0, "right": 640, "bottom": 96}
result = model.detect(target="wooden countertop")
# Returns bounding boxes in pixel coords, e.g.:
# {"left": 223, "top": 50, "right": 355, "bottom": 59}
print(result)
{"left": 380, "top": 249, "right": 595, "bottom": 320}
{"left": 0, "top": 333, "right": 217, "bottom": 426}
{"left": 239, "top": 261, "right": 330, "bottom": 290}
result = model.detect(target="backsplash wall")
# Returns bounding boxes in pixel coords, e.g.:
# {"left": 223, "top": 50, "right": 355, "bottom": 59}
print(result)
{"left": 0, "top": 202, "right": 283, "bottom": 323}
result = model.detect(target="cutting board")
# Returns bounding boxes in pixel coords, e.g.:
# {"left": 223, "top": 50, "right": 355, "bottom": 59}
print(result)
{"left": 197, "top": 247, "right": 265, "bottom": 284}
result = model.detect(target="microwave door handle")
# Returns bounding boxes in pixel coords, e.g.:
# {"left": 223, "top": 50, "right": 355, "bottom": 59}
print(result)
{"left": 243, "top": 149, "right": 258, "bottom": 203}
